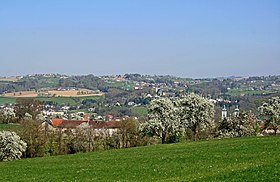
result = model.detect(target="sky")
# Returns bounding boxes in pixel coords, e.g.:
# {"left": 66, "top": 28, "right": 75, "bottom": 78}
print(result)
{"left": 0, "top": 0, "right": 279, "bottom": 78}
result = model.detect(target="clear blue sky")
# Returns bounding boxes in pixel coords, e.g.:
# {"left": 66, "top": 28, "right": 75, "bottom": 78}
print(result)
{"left": 1, "top": 0, "right": 279, "bottom": 78}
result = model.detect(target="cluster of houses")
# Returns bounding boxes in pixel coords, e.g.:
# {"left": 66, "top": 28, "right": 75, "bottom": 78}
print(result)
{"left": 43, "top": 112, "right": 125, "bottom": 134}
{"left": 1, "top": 103, "right": 125, "bottom": 135}
{"left": 44, "top": 116, "right": 120, "bottom": 135}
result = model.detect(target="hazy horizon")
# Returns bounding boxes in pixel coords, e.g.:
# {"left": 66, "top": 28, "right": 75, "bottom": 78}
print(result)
{"left": 1, "top": 0, "right": 279, "bottom": 78}
{"left": 2, "top": 72, "right": 280, "bottom": 80}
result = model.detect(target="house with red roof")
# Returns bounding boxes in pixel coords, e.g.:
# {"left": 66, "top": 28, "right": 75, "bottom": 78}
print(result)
{"left": 47, "top": 118, "right": 120, "bottom": 135}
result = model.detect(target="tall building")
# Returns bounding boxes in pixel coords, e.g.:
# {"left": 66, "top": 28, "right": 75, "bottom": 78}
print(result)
{"left": 221, "top": 105, "right": 240, "bottom": 120}
{"left": 222, "top": 105, "right": 227, "bottom": 120}
{"left": 234, "top": 105, "right": 240, "bottom": 117}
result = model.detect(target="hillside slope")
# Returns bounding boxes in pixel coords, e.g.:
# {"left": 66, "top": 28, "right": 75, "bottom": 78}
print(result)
{"left": 0, "top": 137, "right": 279, "bottom": 181}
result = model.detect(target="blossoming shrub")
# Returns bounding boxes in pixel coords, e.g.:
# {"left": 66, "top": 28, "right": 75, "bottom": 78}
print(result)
{"left": 0, "top": 131, "right": 27, "bottom": 161}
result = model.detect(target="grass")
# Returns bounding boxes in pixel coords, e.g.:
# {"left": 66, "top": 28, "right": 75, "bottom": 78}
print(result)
{"left": 0, "top": 136, "right": 279, "bottom": 181}
{"left": 0, "top": 123, "right": 22, "bottom": 132}
{"left": 132, "top": 106, "right": 148, "bottom": 116}
{"left": 35, "top": 97, "right": 78, "bottom": 105}
{"left": 78, "top": 95, "right": 104, "bottom": 102}
{"left": 0, "top": 97, "right": 17, "bottom": 104}
{"left": 105, "top": 80, "right": 136, "bottom": 90}
{"left": 226, "top": 88, "right": 275, "bottom": 96}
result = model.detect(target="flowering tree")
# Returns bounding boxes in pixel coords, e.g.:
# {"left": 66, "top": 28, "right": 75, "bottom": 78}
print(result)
{"left": 141, "top": 94, "right": 215, "bottom": 143}
{"left": 179, "top": 93, "right": 215, "bottom": 140}
{"left": 0, "top": 131, "right": 27, "bottom": 161}
{"left": 141, "top": 97, "right": 179, "bottom": 144}
{"left": 259, "top": 96, "right": 280, "bottom": 135}
{"left": 3, "top": 108, "right": 15, "bottom": 124}
{"left": 218, "top": 112, "right": 258, "bottom": 138}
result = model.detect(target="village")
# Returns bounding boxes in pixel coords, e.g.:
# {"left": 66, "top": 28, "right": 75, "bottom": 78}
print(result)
{"left": 0, "top": 74, "right": 279, "bottom": 155}
{"left": 1, "top": 0, "right": 279, "bottom": 180}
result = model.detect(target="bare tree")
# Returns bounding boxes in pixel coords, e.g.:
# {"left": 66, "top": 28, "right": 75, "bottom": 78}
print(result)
{"left": 14, "top": 98, "right": 42, "bottom": 120}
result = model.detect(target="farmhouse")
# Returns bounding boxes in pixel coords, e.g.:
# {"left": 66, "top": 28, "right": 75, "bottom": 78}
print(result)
{"left": 44, "top": 118, "right": 120, "bottom": 135}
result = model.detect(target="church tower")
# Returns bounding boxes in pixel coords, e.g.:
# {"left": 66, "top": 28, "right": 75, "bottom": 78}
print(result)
{"left": 234, "top": 105, "right": 240, "bottom": 117}
{"left": 222, "top": 105, "right": 227, "bottom": 120}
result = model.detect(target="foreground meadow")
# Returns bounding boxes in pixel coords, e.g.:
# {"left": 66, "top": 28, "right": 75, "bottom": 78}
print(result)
{"left": 0, "top": 136, "right": 279, "bottom": 181}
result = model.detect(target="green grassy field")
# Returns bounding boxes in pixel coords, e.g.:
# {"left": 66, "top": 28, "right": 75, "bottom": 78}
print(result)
{"left": 36, "top": 96, "right": 77, "bottom": 105}
{"left": 0, "top": 97, "right": 17, "bottom": 104}
{"left": 131, "top": 106, "right": 148, "bottom": 116}
{"left": 0, "top": 123, "right": 21, "bottom": 131}
{"left": 226, "top": 88, "right": 275, "bottom": 96}
{"left": 104, "top": 80, "right": 136, "bottom": 90}
{"left": 78, "top": 95, "right": 104, "bottom": 102}
{"left": 0, "top": 136, "right": 279, "bottom": 181}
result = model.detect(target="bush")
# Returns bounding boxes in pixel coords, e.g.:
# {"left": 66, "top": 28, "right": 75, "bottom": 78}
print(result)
{"left": 0, "top": 131, "right": 27, "bottom": 161}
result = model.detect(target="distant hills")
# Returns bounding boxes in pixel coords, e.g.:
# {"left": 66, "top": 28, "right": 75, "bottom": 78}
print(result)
{"left": 0, "top": 73, "right": 279, "bottom": 117}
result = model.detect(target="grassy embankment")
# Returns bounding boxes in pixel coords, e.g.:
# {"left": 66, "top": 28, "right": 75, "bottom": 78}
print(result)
{"left": 0, "top": 136, "right": 279, "bottom": 181}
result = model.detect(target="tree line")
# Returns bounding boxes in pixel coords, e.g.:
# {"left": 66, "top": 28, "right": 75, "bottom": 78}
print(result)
{"left": 0, "top": 94, "right": 279, "bottom": 162}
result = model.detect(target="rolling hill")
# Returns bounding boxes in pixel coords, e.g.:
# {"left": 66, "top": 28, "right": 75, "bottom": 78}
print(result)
{"left": 0, "top": 136, "right": 279, "bottom": 181}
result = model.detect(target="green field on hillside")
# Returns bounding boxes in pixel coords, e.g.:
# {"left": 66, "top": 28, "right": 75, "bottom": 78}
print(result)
{"left": 0, "top": 136, "right": 279, "bottom": 181}
{"left": 35, "top": 97, "right": 78, "bottom": 105}
{"left": 104, "top": 80, "right": 136, "bottom": 90}
{"left": 0, "top": 123, "right": 21, "bottom": 131}
{"left": 131, "top": 106, "right": 148, "bottom": 116}
{"left": 226, "top": 88, "right": 275, "bottom": 96}
{"left": 0, "top": 97, "right": 17, "bottom": 104}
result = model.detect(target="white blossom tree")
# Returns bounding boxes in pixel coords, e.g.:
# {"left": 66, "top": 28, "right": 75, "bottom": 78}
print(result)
{"left": 141, "top": 94, "right": 215, "bottom": 143}
{"left": 0, "top": 131, "right": 27, "bottom": 161}
{"left": 218, "top": 112, "right": 258, "bottom": 138}
{"left": 141, "top": 97, "right": 180, "bottom": 144}
{"left": 0, "top": 108, "right": 16, "bottom": 124}
{"left": 259, "top": 96, "right": 280, "bottom": 135}
{"left": 179, "top": 93, "right": 215, "bottom": 140}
